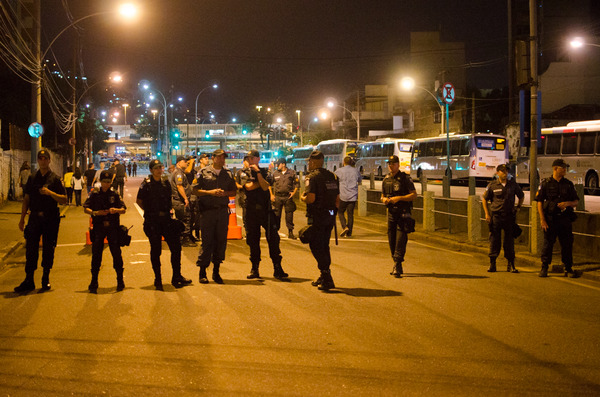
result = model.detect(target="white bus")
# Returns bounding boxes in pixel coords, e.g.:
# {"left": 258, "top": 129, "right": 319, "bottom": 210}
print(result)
{"left": 410, "top": 133, "right": 509, "bottom": 181}
{"left": 515, "top": 120, "right": 600, "bottom": 194}
{"left": 290, "top": 145, "right": 314, "bottom": 173}
{"left": 355, "top": 138, "right": 414, "bottom": 177}
{"left": 223, "top": 149, "right": 275, "bottom": 171}
{"left": 316, "top": 139, "right": 361, "bottom": 172}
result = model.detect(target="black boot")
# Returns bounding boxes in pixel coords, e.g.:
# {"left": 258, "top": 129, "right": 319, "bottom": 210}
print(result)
{"left": 487, "top": 259, "right": 497, "bottom": 272}
{"left": 390, "top": 262, "right": 403, "bottom": 278}
{"left": 41, "top": 268, "right": 51, "bottom": 291}
{"left": 88, "top": 271, "right": 99, "bottom": 293}
{"left": 199, "top": 267, "right": 209, "bottom": 284}
{"left": 539, "top": 263, "right": 549, "bottom": 278}
{"left": 171, "top": 262, "right": 192, "bottom": 288}
{"left": 318, "top": 271, "right": 335, "bottom": 291}
{"left": 311, "top": 275, "right": 323, "bottom": 287}
{"left": 288, "top": 230, "right": 297, "bottom": 240}
{"left": 14, "top": 272, "right": 35, "bottom": 293}
{"left": 116, "top": 268, "right": 125, "bottom": 291}
{"left": 564, "top": 267, "right": 581, "bottom": 278}
{"left": 508, "top": 261, "right": 519, "bottom": 273}
{"left": 247, "top": 264, "right": 261, "bottom": 279}
{"left": 153, "top": 266, "right": 163, "bottom": 290}
{"left": 212, "top": 263, "right": 224, "bottom": 284}
{"left": 273, "top": 263, "right": 289, "bottom": 279}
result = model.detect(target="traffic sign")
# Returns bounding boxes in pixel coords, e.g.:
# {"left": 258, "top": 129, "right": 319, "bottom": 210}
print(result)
{"left": 442, "top": 83, "right": 455, "bottom": 105}
{"left": 28, "top": 122, "right": 44, "bottom": 138}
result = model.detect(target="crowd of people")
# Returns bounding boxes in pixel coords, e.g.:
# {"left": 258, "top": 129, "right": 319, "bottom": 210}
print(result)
{"left": 12, "top": 147, "right": 581, "bottom": 295}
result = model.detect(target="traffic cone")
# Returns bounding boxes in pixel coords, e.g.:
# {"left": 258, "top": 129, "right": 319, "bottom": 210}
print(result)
{"left": 227, "top": 196, "right": 243, "bottom": 240}
{"left": 86, "top": 217, "right": 108, "bottom": 245}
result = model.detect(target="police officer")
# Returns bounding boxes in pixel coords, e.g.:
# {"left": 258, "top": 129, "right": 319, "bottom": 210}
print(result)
{"left": 234, "top": 156, "right": 251, "bottom": 232}
{"left": 269, "top": 158, "right": 299, "bottom": 239}
{"left": 136, "top": 159, "right": 192, "bottom": 290}
{"left": 301, "top": 150, "right": 340, "bottom": 291}
{"left": 191, "top": 153, "right": 211, "bottom": 240}
{"left": 535, "top": 158, "right": 580, "bottom": 278}
{"left": 83, "top": 170, "right": 127, "bottom": 292}
{"left": 171, "top": 155, "right": 196, "bottom": 247}
{"left": 15, "top": 149, "right": 67, "bottom": 293}
{"left": 243, "top": 150, "right": 288, "bottom": 280}
{"left": 192, "top": 149, "right": 237, "bottom": 284}
{"left": 380, "top": 155, "right": 417, "bottom": 278}
{"left": 482, "top": 164, "right": 524, "bottom": 273}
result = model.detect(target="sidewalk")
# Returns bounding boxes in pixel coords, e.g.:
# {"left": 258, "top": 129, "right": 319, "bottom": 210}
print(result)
{"left": 2, "top": 198, "right": 600, "bottom": 281}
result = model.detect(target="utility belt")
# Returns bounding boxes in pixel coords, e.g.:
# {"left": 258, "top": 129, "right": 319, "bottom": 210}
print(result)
{"left": 30, "top": 209, "right": 59, "bottom": 218}
{"left": 275, "top": 192, "right": 290, "bottom": 197}
{"left": 145, "top": 211, "right": 170, "bottom": 218}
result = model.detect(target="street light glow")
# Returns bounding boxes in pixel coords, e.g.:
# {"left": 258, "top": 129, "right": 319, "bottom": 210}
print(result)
{"left": 118, "top": 3, "right": 139, "bottom": 20}
{"left": 570, "top": 37, "right": 584, "bottom": 49}
{"left": 400, "top": 77, "right": 416, "bottom": 91}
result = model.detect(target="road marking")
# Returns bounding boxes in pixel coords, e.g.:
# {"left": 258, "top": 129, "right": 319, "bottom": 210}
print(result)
{"left": 555, "top": 277, "right": 600, "bottom": 291}
{"left": 134, "top": 202, "right": 144, "bottom": 218}
{"left": 56, "top": 239, "right": 150, "bottom": 248}
{"left": 411, "top": 240, "right": 475, "bottom": 257}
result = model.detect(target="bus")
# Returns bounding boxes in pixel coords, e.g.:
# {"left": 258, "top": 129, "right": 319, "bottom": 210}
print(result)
{"left": 515, "top": 120, "right": 600, "bottom": 194}
{"left": 355, "top": 138, "right": 414, "bottom": 177}
{"left": 290, "top": 145, "right": 314, "bottom": 173}
{"left": 316, "top": 139, "right": 361, "bottom": 172}
{"left": 223, "top": 149, "right": 276, "bottom": 171}
{"left": 410, "top": 133, "right": 508, "bottom": 181}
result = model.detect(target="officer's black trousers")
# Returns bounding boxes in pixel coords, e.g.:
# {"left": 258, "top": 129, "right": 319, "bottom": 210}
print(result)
{"left": 387, "top": 212, "right": 408, "bottom": 264}
{"left": 24, "top": 214, "right": 60, "bottom": 274}
{"left": 541, "top": 215, "right": 574, "bottom": 267}
{"left": 245, "top": 209, "right": 282, "bottom": 266}
{"left": 196, "top": 208, "right": 229, "bottom": 268}
{"left": 338, "top": 200, "right": 356, "bottom": 233}
{"left": 308, "top": 216, "right": 335, "bottom": 272}
{"left": 143, "top": 216, "right": 182, "bottom": 276}
{"left": 173, "top": 201, "right": 192, "bottom": 239}
{"left": 91, "top": 225, "right": 123, "bottom": 273}
{"left": 272, "top": 196, "right": 295, "bottom": 231}
{"left": 488, "top": 213, "right": 516, "bottom": 261}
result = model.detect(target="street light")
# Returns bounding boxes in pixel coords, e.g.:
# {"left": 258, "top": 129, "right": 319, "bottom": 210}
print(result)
{"left": 122, "top": 103, "right": 129, "bottom": 124}
{"left": 326, "top": 100, "right": 360, "bottom": 140}
{"left": 142, "top": 83, "right": 168, "bottom": 163}
{"left": 569, "top": 37, "right": 600, "bottom": 49}
{"left": 194, "top": 84, "right": 218, "bottom": 152}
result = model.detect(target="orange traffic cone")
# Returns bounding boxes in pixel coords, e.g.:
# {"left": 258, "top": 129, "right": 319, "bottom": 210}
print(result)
{"left": 227, "top": 196, "right": 243, "bottom": 239}
{"left": 86, "top": 217, "right": 108, "bottom": 245}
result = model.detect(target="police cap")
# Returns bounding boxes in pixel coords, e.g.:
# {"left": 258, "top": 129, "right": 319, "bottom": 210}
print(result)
{"left": 199, "top": 153, "right": 209, "bottom": 159}
{"left": 247, "top": 149, "right": 260, "bottom": 158}
{"left": 308, "top": 150, "right": 324, "bottom": 160}
{"left": 386, "top": 155, "right": 399, "bottom": 164}
{"left": 37, "top": 149, "right": 51, "bottom": 159}
{"left": 213, "top": 149, "right": 228, "bottom": 157}
{"left": 496, "top": 163, "right": 508, "bottom": 172}
{"left": 99, "top": 170, "right": 112, "bottom": 181}
{"left": 552, "top": 158, "right": 569, "bottom": 168}
{"left": 149, "top": 159, "right": 163, "bottom": 170}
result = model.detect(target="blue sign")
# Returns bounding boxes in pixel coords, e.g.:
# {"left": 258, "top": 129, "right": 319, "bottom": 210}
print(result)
{"left": 28, "top": 122, "right": 44, "bottom": 138}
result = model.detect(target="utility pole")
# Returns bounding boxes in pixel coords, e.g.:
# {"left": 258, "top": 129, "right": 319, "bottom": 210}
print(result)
{"left": 31, "top": 0, "right": 42, "bottom": 167}
{"left": 529, "top": 0, "right": 542, "bottom": 254}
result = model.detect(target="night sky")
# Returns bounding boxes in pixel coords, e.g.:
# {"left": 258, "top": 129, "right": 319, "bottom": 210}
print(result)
{"left": 43, "top": 0, "right": 509, "bottom": 120}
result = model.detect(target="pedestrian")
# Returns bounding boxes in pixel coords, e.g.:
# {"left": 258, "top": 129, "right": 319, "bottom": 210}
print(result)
{"left": 127, "top": 162, "right": 132, "bottom": 177}
{"left": 243, "top": 149, "right": 288, "bottom": 280}
{"left": 234, "top": 156, "right": 251, "bottom": 232}
{"left": 335, "top": 156, "right": 362, "bottom": 238}
{"left": 380, "top": 155, "right": 417, "bottom": 278}
{"left": 83, "top": 163, "right": 96, "bottom": 196}
{"left": 535, "top": 158, "right": 580, "bottom": 278}
{"left": 92, "top": 162, "right": 106, "bottom": 190}
{"left": 132, "top": 161, "right": 137, "bottom": 177}
{"left": 112, "top": 159, "right": 127, "bottom": 198}
{"left": 136, "top": 159, "right": 193, "bottom": 290}
{"left": 83, "top": 170, "right": 127, "bottom": 293}
{"left": 300, "top": 150, "right": 340, "bottom": 291}
{"left": 63, "top": 166, "right": 74, "bottom": 205}
{"left": 14, "top": 149, "right": 67, "bottom": 293}
{"left": 191, "top": 153, "right": 211, "bottom": 240}
{"left": 482, "top": 164, "right": 524, "bottom": 273}
{"left": 192, "top": 149, "right": 237, "bottom": 284}
{"left": 170, "top": 155, "right": 196, "bottom": 247}
{"left": 72, "top": 167, "right": 84, "bottom": 207}
{"left": 269, "top": 158, "right": 299, "bottom": 239}
{"left": 18, "top": 161, "right": 31, "bottom": 199}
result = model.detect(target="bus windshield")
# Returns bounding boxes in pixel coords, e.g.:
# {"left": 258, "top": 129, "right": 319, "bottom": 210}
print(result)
{"left": 476, "top": 137, "right": 506, "bottom": 151}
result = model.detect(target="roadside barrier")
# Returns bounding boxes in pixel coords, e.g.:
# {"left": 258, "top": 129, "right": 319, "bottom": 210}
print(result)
{"left": 227, "top": 196, "right": 243, "bottom": 239}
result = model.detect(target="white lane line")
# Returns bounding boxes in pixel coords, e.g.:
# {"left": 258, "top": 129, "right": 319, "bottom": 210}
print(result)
{"left": 134, "top": 203, "right": 144, "bottom": 218}
{"left": 411, "top": 240, "right": 475, "bottom": 257}
{"left": 555, "top": 277, "right": 600, "bottom": 291}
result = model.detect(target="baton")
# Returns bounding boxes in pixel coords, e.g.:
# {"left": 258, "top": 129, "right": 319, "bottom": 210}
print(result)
{"left": 331, "top": 210, "right": 338, "bottom": 246}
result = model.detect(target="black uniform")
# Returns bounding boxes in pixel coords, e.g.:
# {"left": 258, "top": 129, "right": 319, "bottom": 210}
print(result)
{"left": 193, "top": 166, "right": 236, "bottom": 272}
{"left": 483, "top": 178, "right": 524, "bottom": 265}
{"left": 114, "top": 163, "right": 127, "bottom": 198}
{"left": 535, "top": 176, "right": 579, "bottom": 270}
{"left": 83, "top": 187, "right": 126, "bottom": 281}
{"left": 23, "top": 170, "right": 66, "bottom": 275}
{"left": 244, "top": 167, "right": 283, "bottom": 275}
{"left": 305, "top": 168, "right": 339, "bottom": 274}
{"left": 235, "top": 167, "right": 251, "bottom": 230}
{"left": 170, "top": 167, "right": 193, "bottom": 242}
{"left": 382, "top": 170, "right": 416, "bottom": 267}
{"left": 270, "top": 168, "right": 299, "bottom": 234}
{"left": 137, "top": 175, "right": 187, "bottom": 286}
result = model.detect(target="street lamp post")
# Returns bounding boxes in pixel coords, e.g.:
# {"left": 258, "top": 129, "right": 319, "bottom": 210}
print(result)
{"left": 143, "top": 85, "right": 168, "bottom": 163}
{"left": 295, "top": 109, "right": 302, "bottom": 145}
{"left": 327, "top": 101, "right": 360, "bottom": 140}
{"left": 122, "top": 103, "right": 129, "bottom": 124}
{"left": 195, "top": 84, "right": 218, "bottom": 154}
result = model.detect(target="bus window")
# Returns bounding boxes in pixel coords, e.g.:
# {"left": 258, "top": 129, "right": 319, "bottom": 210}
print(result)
{"left": 546, "top": 135, "right": 561, "bottom": 155}
{"left": 562, "top": 135, "right": 577, "bottom": 154}
{"left": 460, "top": 138, "right": 470, "bottom": 156}
{"left": 597, "top": 134, "right": 600, "bottom": 154}
{"left": 413, "top": 142, "right": 421, "bottom": 158}
{"left": 579, "top": 132, "right": 596, "bottom": 154}
{"left": 384, "top": 143, "right": 394, "bottom": 157}
{"left": 441, "top": 141, "right": 447, "bottom": 156}
{"left": 450, "top": 139, "right": 461, "bottom": 156}
{"left": 425, "top": 142, "right": 435, "bottom": 157}
{"left": 433, "top": 141, "right": 443, "bottom": 156}
{"left": 398, "top": 142, "right": 412, "bottom": 152}
{"left": 372, "top": 144, "right": 382, "bottom": 157}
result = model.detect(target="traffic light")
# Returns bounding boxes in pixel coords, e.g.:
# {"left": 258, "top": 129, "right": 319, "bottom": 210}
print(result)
{"left": 205, "top": 130, "right": 210, "bottom": 139}
{"left": 170, "top": 128, "right": 181, "bottom": 148}
{"left": 242, "top": 129, "right": 248, "bottom": 135}
{"left": 157, "top": 151, "right": 162, "bottom": 157}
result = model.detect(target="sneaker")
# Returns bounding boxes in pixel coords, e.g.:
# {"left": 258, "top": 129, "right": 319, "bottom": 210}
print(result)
{"left": 340, "top": 227, "right": 349, "bottom": 238}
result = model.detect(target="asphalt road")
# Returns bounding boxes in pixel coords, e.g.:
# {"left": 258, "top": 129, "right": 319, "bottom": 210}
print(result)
{"left": 1, "top": 177, "right": 599, "bottom": 395}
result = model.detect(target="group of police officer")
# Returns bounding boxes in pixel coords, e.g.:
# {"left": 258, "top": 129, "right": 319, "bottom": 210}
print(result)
{"left": 13, "top": 147, "right": 581, "bottom": 295}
